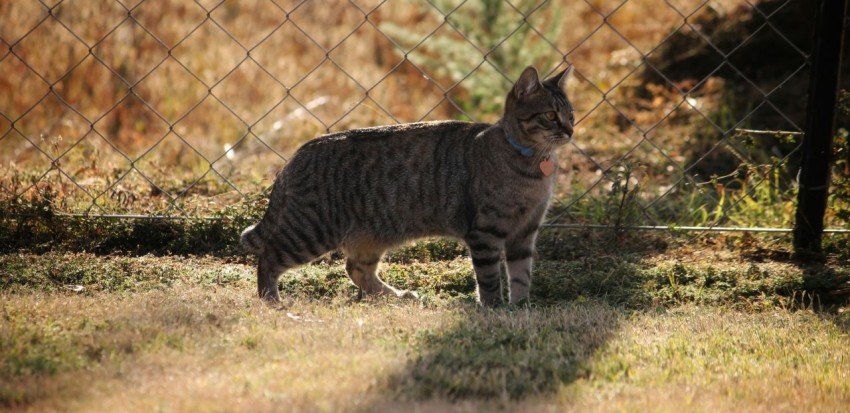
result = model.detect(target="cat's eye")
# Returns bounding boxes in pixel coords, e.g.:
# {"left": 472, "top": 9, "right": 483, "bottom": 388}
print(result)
{"left": 544, "top": 112, "right": 556, "bottom": 121}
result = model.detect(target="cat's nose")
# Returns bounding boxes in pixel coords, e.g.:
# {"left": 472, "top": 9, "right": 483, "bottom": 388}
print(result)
{"left": 562, "top": 123, "right": 573, "bottom": 139}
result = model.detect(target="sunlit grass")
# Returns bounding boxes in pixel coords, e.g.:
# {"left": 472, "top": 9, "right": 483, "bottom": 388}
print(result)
{"left": 1, "top": 245, "right": 848, "bottom": 411}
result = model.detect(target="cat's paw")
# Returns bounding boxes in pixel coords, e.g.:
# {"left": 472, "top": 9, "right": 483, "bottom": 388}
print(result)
{"left": 510, "top": 296, "right": 532, "bottom": 307}
{"left": 512, "top": 300, "right": 534, "bottom": 311}
{"left": 478, "top": 295, "right": 505, "bottom": 308}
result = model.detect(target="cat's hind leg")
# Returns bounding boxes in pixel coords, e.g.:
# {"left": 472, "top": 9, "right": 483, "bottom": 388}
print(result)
{"left": 257, "top": 252, "right": 284, "bottom": 302}
{"left": 257, "top": 225, "right": 333, "bottom": 304}
{"left": 343, "top": 246, "right": 417, "bottom": 300}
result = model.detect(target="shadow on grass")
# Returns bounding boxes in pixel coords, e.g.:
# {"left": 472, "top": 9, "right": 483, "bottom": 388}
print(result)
{"left": 363, "top": 231, "right": 850, "bottom": 405}
{"left": 754, "top": 236, "right": 850, "bottom": 332}
{"left": 367, "top": 234, "right": 651, "bottom": 405}
{"left": 378, "top": 302, "right": 622, "bottom": 404}
{"left": 0, "top": 193, "right": 267, "bottom": 259}
{"left": 798, "top": 262, "right": 850, "bottom": 333}
{"left": 0, "top": 214, "right": 253, "bottom": 259}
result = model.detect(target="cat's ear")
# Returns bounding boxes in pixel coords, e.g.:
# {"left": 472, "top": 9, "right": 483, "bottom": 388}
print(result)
{"left": 546, "top": 65, "right": 574, "bottom": 92}
{"left": 513, "top": 66, "right": 541, "bottom": 98}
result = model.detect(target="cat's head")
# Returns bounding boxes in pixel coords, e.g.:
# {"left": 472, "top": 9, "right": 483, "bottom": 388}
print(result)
{"left": 503, "top": 66, "right": 575, "bottom": 152}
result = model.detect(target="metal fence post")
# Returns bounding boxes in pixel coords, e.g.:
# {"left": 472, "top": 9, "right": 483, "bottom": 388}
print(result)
{"left": 794, "top": 0, "right": 848, "bottom": 257}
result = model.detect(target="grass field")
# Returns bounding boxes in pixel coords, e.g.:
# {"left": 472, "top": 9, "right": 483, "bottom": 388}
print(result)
{"left": 2, "top": 234, "right": 849, "bottom": 412}
{"left": 2, "top": 1, "right": 850, "bottom": 411}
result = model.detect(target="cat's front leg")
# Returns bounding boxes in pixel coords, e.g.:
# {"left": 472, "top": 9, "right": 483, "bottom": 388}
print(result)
{"left": 505, "top": 227, "right": 538, "bottom": 305}
{"left": 465, "top": 227, "right": 507, "bottom": 307}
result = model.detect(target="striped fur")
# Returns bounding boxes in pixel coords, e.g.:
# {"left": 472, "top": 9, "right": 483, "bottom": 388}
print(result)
{"left": 242, "top": 66, "right": 575, "bottom": 306}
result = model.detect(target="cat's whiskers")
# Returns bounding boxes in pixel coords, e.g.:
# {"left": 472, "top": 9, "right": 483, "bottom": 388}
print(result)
{"left": 529, "top": 140, "right": 556, "bottom": 169}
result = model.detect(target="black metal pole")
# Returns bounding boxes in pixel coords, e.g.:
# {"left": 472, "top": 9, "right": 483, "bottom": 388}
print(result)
{"left": 794, "top": 0, "right": 848, "bottom": 258}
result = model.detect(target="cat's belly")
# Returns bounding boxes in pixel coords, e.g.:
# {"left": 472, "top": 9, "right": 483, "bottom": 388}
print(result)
{"left": 343, "top": 212, "right": 466, "bottom": 247}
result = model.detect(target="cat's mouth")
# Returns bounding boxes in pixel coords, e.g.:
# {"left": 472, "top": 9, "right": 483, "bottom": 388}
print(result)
{"left": 547, "top": 134, "right": 572, "bottom": 144}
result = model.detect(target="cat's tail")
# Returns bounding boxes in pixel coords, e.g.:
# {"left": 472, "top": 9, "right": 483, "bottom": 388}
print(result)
{"left": 240, "top": 223, "right": 266, "bottom": 254}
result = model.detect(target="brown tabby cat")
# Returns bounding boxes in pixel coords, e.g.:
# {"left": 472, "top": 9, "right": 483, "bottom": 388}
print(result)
{"left": 241, "top": 65, "right": 574, "bottom": 306}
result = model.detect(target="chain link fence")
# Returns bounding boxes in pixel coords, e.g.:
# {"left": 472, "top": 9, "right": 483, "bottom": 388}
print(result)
{"left": 1, "top": 0, "right": 847, "bottom": 234}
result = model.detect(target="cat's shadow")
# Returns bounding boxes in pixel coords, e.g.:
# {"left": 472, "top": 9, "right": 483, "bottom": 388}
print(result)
{"left": 366, "top": 300, "right": 623, "bottom": 407}
{"left": 358, "top": 232, "right": 652, "bottom": 406}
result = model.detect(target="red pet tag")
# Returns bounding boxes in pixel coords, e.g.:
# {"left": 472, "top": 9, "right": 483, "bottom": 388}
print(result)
{"left": 539, "top": 158, "right": 555, "bottom": 177}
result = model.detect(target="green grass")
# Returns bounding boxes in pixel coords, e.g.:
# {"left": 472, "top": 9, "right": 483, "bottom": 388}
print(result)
{"left": 1, "top": 238, "right": 849, "bottom": 411}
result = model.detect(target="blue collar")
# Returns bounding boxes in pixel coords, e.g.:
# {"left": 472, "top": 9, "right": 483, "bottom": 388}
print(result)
{"left": 506, "top": 133, "right": 536, "bottom": 157}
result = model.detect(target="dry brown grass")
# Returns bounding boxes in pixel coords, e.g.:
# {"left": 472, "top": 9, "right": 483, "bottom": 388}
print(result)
{"left": 1, "top": 0, "right": 800, "bottom": 223}
{"left": 0, "top": 288, "right": 425, "bottom": 412}
{"left": 2, "top": 248, "right": 849, "bottom": 412}
{"left": 2, "top": 284, "right": 848, "bottom": 412}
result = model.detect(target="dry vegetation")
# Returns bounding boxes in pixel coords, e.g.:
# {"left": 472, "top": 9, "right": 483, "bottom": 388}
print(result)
{"left": 2, "top": 0, "right": 842, "bottom": 228}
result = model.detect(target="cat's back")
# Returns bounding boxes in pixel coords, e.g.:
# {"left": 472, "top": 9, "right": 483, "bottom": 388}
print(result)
{"left": 279, "top": 120, "right": 489, "bottom": 186}
{"left": 298, "top": 120, "right": 487, "bottom": 153}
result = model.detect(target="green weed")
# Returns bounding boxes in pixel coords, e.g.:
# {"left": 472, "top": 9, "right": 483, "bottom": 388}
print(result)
{"left": 379, "top": 0, "right": 566, "bottom": 120}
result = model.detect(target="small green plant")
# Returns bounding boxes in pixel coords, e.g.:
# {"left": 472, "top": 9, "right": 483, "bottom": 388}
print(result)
{"left": 379, "top": 0, "right": 566, "bottom": 119}
{"left": 708, "top": 162, "right": 797, "bottom": 228}
{"left": 559, "top": 160, "right": 646, "bottom": 239}
{"left": 604, "top": 161, "right": 644, "bottom": 234}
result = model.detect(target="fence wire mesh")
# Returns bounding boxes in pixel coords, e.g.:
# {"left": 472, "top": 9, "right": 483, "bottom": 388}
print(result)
{"left": 0, "top": 0, "right": 846, "bottom": 232}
